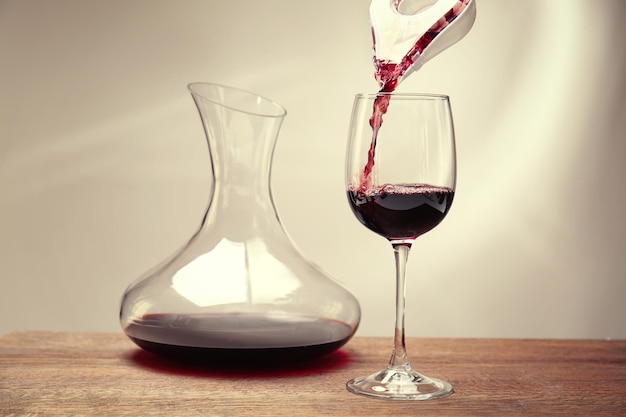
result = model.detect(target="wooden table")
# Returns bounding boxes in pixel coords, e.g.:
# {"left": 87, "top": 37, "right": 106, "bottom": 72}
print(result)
{"left": 1, "top": 332, "right": 624, "bottom": 416}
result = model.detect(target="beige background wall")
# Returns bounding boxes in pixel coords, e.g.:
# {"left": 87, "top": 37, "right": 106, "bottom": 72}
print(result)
{"left": 1, "top": 0, "right": 625, "bottom": 339}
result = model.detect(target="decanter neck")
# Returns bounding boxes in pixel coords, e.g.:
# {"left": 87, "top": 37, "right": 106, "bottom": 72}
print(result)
{"left": 189, "top": 83, "right": 287, "bottom": 232}
{"left": 210, "top": 132, "right": 277, "bottom": 215}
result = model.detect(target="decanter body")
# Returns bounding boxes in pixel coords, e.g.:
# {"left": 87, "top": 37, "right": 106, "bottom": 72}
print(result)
{"left": 120, "top": 83, "right": 360, "bottom": 362}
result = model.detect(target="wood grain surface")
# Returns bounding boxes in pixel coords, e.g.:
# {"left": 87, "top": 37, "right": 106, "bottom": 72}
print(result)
{"left": 1, "top": 332, "right": 624, "bottom": 416}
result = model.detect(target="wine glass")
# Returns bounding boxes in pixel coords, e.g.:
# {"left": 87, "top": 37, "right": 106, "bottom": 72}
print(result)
{"left": 345, "top": 92, "right": 456, "bottom": 400}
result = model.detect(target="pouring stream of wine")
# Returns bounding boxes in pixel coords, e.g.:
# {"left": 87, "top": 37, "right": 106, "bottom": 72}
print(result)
{"left": 360, "top": 0, "right": 476, "bottom": 188}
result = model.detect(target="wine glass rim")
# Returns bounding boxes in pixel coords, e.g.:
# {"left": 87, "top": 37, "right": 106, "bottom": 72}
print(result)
{"left": 355, "top": 92, "right": 449, "bottom": 100}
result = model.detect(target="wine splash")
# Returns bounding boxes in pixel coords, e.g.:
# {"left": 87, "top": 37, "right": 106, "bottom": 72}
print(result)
{"left": 360, "top": 0, "right": 476, "bottom": 189}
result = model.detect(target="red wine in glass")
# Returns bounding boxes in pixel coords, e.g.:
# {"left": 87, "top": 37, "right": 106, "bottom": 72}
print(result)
{"left": 347, "top": 183, "right": 454, "bottom": 240}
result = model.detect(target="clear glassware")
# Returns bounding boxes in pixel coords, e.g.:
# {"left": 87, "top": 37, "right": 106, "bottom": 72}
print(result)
{"left": 345, "top": 93, "right": 456, "bottom": 399}
{"left": 369, "top": 0, "right": 476, "bottom": 88}
{"left": 120, "top": 82, "right": 360, "bottom": 363}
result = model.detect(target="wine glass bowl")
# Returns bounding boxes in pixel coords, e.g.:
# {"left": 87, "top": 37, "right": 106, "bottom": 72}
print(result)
{"left": 345, "top": 92, "right": 456, "bottom": 400}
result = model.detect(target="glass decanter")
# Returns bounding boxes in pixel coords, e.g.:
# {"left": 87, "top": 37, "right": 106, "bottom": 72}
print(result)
{"left": 120, "top": 82, "right": 361, "bottom": 363}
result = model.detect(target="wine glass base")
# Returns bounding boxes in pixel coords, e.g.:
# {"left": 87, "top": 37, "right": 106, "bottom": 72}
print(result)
{"left": 346, "top": 367, "right": 453, "bottom": 400}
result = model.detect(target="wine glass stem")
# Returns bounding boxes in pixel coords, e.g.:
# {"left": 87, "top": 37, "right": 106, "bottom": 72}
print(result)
{"left": 389, "top": 242, "right": 412, "bottom": 370}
